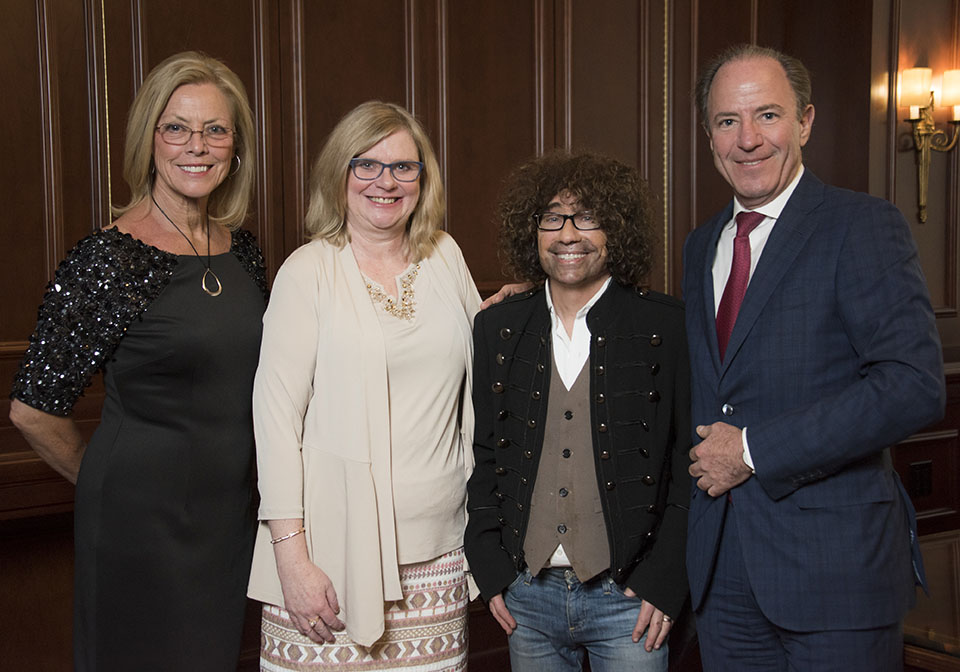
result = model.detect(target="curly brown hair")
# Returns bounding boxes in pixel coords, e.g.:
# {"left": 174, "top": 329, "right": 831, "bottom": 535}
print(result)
{"left": 498, "top": 151, "right": 654, "bottom": 287}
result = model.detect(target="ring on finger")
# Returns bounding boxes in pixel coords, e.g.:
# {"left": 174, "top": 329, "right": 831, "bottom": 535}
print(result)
{"left": 308, "top": 617, "right": 319, "bottom": 628}
{"left": 662, "top": 615, "right": 672, "bottom": 623}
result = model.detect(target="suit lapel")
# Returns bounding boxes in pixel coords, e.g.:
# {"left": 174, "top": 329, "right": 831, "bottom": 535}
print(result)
{"left": 702, "top": 207, "right": 730, "bottom": 372}
{"left": 719, "top": 172, "right": 826, "bottom": 375}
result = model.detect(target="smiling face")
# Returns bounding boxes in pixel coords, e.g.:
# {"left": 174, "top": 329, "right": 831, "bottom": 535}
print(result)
{"left": 537, "top": 191, "right": 610, "bottom": 296}
{"left": 706, "top": 56, "right": 814, "bottom": 209}
{"left": 345, "top": 130, "right": 421, "bottom": 239}
{"left": 152, "top": 82, "right": 235, "bottom": 205}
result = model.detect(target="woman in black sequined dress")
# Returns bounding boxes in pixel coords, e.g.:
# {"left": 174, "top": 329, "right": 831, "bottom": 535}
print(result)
{"left": 9, "top": 52, "right": 266, "bottom": 670}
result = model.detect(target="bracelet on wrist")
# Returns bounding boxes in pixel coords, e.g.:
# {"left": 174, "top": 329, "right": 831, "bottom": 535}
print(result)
{"left": 270, "top": 526, "right": 306, "bottom": 545}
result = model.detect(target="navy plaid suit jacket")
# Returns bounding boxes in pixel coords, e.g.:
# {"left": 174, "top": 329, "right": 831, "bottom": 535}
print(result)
{"left": 682, "top": 170, "right": 944, "bottom": 631}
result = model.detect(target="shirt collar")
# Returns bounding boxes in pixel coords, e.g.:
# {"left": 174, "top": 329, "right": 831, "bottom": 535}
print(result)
{"left": 545, "top": 276, "right": 613, "bottom": 325}
{"left": 733, "top": 164, "right": 805, "bottom": 222}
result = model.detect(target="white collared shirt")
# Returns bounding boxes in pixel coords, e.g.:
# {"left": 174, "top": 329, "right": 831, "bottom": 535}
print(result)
{"left": 710, "top": 165, "right": 805, "bottom": 471}
{"left": 542, "top": 276, "right": 611, "bottom": 568}
{"left": 545, "top": 277, "right": 612, "bottom": 390}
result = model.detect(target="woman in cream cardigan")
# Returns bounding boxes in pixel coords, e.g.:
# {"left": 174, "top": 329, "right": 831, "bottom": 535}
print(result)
{"left": 249, "top": 101, "right": 480, "bottom": 670}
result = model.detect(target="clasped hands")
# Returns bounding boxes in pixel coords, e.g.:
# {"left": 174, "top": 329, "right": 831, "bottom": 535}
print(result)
{"left": 688, "top": 422, "right": 753, "bottom": 497}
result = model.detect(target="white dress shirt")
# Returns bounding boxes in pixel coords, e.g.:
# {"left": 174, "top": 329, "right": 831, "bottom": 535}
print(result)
{"left": 711, "top": 165, "right": 805, "bottom": 470}
{"left": 542, "top": 276, "right": 611, "bottom": 566}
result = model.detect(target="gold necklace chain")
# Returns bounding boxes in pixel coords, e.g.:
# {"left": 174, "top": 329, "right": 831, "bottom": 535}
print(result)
{"left": 364, "top": 263, "right": 421, "bottom": 320}
{"left": 151, "top": 194, "right": 222, "bottom": 297}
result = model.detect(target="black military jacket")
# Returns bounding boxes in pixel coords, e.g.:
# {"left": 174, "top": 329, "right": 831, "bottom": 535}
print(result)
{"left": 465, "top": 281, "right": 692, "bottom": 618}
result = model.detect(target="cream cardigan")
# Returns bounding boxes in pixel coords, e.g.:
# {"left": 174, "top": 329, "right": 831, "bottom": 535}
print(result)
{"left": 247, "top": 232, "right": 480, "bottom": 647}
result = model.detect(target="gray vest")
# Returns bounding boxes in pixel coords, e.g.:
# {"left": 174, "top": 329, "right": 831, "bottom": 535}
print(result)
{"left": 522, "top": 357, "right": 610, "bottom": 581}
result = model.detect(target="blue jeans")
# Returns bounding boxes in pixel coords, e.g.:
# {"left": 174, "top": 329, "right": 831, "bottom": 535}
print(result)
{"left": 503, "top": 567, "right": 668, "bottom": 672}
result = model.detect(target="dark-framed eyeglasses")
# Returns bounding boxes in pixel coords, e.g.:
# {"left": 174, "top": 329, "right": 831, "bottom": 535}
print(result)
{"left": 533, "top": 211, "right": 601, "bottom": 231}
{"left": 155, "top": 122, "right": 235, "bottom": 147}
{"left": 349, "top": 158, "right": 424, "bottom": 182}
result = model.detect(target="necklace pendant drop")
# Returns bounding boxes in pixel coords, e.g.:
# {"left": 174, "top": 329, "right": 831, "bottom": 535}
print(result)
{"left": 202, "top": 268, "right": 223, "bottom": 297}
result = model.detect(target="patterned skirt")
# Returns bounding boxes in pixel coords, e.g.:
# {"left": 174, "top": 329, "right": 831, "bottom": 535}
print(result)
{"left": 260, "top": 548, "right": 468, "bottom": 671}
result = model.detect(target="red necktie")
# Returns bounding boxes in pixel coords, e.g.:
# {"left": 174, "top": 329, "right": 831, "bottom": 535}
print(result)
{"left": 716, "top": 211, "right": 765, "bottom": 360}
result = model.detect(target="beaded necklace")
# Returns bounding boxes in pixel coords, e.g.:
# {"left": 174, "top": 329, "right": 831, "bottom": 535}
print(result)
{"left": 364, "top": 263, "right": 421, "bottom": 320}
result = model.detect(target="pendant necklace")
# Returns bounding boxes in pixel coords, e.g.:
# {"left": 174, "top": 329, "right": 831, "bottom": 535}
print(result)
{"left": 151, "top": 194, "right": 222, "bottom": 296}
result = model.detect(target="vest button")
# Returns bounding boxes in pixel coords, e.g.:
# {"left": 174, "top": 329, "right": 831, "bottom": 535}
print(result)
{"left": 559, "top": 487, "right": 569, "bottom": 497}
{"left": 600, "top": 450, "right": 610, "bottom": 460}
{"left": 650, "top": 334, "right": 662, "bottom": 346}
{"left": 562, "top": 449, "right": 571, "bottom": 458}
{"left": 557, "top": 524, "right": 568, "bottom": 534}
{"left": 605, "top": 481, "right": 616, "bottom": 490}
{"left": 642, "top": 475, "right": 656, "bottom": 485}
{"left": 492, "top": 382, "right": 504, "bottom": 393}
{"left": 499, "top": 328, "right": 513, "bottom": 340}
{"left": 722, "top": 403, "right": 734, "bottom": 416}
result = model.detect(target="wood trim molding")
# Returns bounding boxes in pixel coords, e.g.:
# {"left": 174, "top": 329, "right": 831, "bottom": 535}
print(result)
{"left": 37, "top": 0, "right": 65, "bottom": 275}
{"left": 85, "top": 0, "right": 111, "bottom": 230}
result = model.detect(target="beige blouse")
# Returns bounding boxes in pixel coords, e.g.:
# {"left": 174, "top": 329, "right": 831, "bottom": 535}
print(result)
{"left": 368, "top": 262, "right": 469, "bottom": 565}
{"left": 247, "top": 232, "right": 480, "bottom": 647}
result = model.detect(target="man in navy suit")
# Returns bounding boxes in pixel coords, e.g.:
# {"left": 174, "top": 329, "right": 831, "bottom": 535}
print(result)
{"left": 683, "top": 44, "right": 945, "bottom": 671}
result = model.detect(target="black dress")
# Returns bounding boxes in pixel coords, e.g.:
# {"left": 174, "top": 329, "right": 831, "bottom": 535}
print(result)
{"left": 12, "top": 228, "right": 267, "bottom": 671}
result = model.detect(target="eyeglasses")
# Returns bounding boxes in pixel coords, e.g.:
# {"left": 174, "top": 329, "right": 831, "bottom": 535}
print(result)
{"left": 349, "top": 158, "right": 424, "bottom": 182}
{"left": 533, "top": 211, "right": 601, "bottom": 231}
{"left": 155, "top": 123, "right": 235, "bottom": 147}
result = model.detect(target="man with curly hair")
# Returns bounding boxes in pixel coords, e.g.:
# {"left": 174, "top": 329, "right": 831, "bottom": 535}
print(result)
{"left": 465, "top": 151, "right": 691, "bottom": 671}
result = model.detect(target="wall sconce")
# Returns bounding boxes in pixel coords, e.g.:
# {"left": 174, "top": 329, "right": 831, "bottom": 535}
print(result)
{"left": 900, "top": 67, "right": 960, "bottom": 223}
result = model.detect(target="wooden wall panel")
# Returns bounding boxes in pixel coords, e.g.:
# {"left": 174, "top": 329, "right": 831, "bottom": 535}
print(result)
{"left": 445, "top": 0, "right": 542, "bottom": 294}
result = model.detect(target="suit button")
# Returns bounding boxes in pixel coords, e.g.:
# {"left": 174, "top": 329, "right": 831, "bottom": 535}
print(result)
{"left": 499, "top": 328, "right": 513, "bottom": 340}
{"left": 650, "top": 334, "right": 662, "bottom": 346}
{"left": 562, "top": 449, "right": 571, "bottom": 458}
{"left": 492, "top": 382, "right": 504, "bottom": 393}
{"left": 642, "top": 475, "right": 656, "bottom": 485}
{"left": 596, "top": 335, "right": 606, "bottom": 347}
{"left": 527, "top": 419, "right": 537, "bottom": 428}
{"left": 605, "top": 481, "right": 616, "bottom": 490}
{"left": 639, "top": 420, "right": 649, "bottom": 432}
{"left": 540, "top": 335, "right": 547, "bottom": 345}
{"left": 495, "top": 466, "right": 506, "bottom": 475}
{"left": 531, "top": 391, "right": 541, "bottom": 400}
{"left": 521, "top": 477, "right": 528, "bottom": 485}
{"left": 497, "top": 438, "right": 510, "bottom": 448}
{"left": 647, "top": 390, "right": 660, "bottom": 402}
{"left": 559, "top": 487, "right": 569, "bottom": 497}
{"left": 564, "top": 410, "right": 573, "bottom": 420}
{"left": 524, "top": 450, "right": 533, "bottom": 459}
{"left": 722, "top": 403, "right": 734, "bottom": 416}
{"left": 599, "top": 423, "right": 608, "bottom": 433}
{"left": 646, "top": 504, "right": 657, "bottom": 513}
{"left": 600, "top": 450, "right": 610, "bottom": 460}
{"left": 557, "top": 524, "right": 568, "bottom": 534}
{"left": 596, "top": 365, "right": 605, "bottom": 376}
{"left": 496, "top": 353, "right": 505, "bottom": 365}
{"left": 649, "top": 362, "right": 660, "bottom": 375}
{"left": 498, "top": 410, "right": 508, "bottom": 421}
{"left": 496, "top": 492, "right": 505, "bottom": 500}
{"left": 516, "top": 502, "right": 523, "bottom": 511}
{"left": 596, "top": 393, "right": 605, "bottom": 404}
{"left": 537, "top": 363, "right": 545, "bottom": 372}
{"left": 514, "top": 528, "right": 520, "bottom": 536}
{"left": 639, "top": 448, "right": 649, "bottom": 458}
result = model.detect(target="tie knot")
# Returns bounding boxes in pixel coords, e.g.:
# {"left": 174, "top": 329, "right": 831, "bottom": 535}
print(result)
{"left": 735, "top": 211, "right": 765, "bottom": 238}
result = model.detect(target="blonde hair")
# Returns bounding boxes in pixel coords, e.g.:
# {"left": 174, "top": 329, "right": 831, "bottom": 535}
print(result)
{"left": 112, "top": 51, "right": 255, "bottom": 230}
{"left": 305, "top": 101, "right": 444, "bottom": 261}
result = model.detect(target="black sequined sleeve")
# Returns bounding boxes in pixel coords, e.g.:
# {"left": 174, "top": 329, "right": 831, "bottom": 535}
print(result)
{"left": 10, "top": 230, "right": 178, "bottom": 416}
{"left": 230, "top": 228, "right": 269, "bottom": 301}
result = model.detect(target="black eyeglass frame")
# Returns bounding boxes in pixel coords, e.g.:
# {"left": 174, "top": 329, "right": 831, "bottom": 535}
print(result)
{"left": 532, "top": 211, "right": 602, "bottom": 231}
{"left": 348, "top": 158, "right": 425, "bottom": 182}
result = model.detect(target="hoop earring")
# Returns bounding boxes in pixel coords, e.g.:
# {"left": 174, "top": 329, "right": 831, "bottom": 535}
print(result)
{"left": 230, "top": 155, "right": 241, "bottom": 176}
